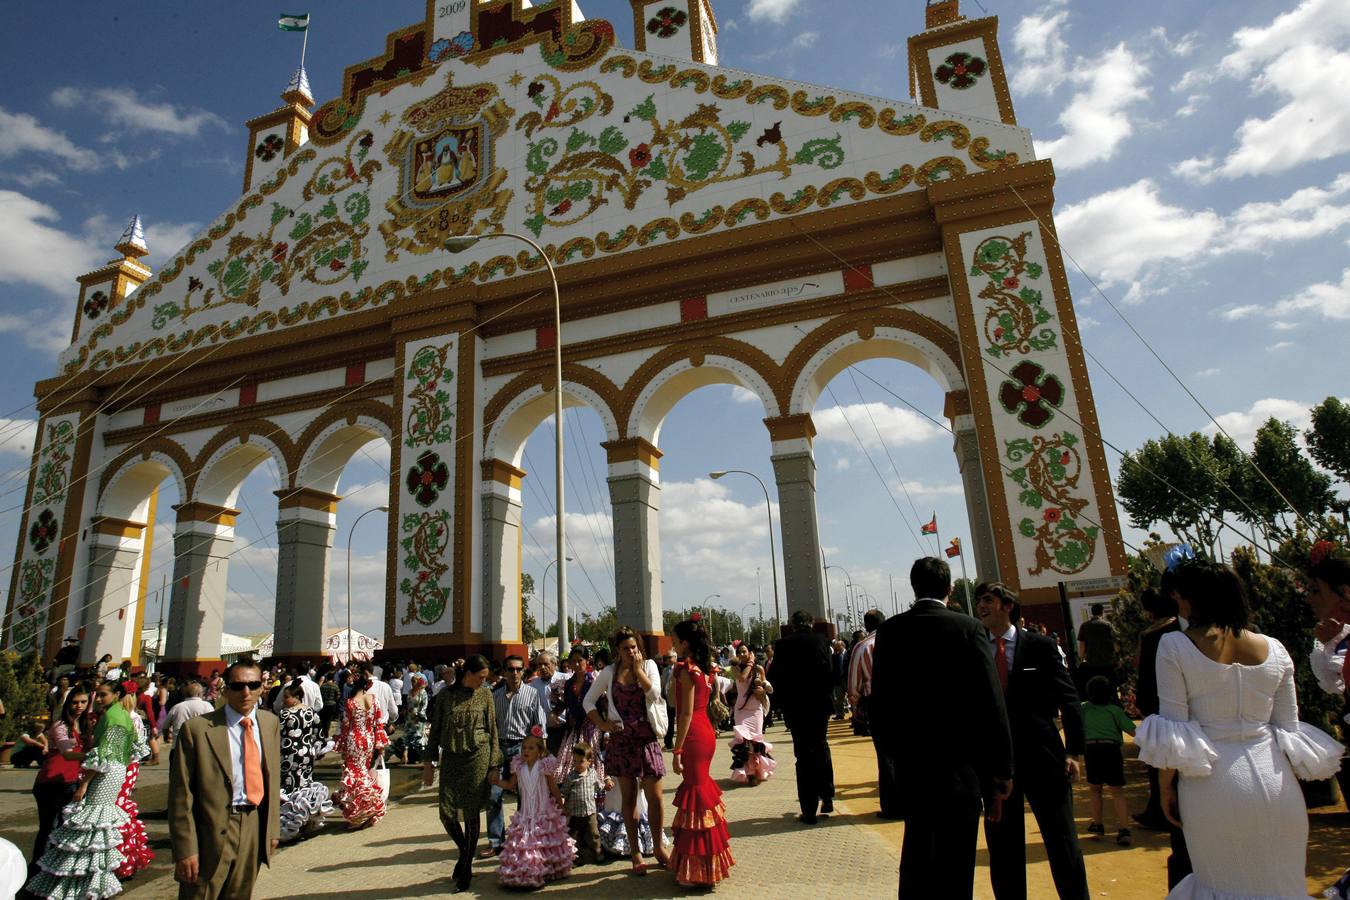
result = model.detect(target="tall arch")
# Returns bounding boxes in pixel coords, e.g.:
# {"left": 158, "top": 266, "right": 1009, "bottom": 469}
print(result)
{"left": 482, "top": 364, "right": 622, "bottom": 467}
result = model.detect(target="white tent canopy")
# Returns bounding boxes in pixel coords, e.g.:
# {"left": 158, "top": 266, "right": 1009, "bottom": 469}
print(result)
{"left": 254, "top": 627, "right": 383, "bottom": 663}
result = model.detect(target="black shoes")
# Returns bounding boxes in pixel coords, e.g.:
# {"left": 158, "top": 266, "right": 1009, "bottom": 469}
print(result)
{"left": 820, "top": 799, "right": 834, "bottom": 815}
{"left": 1131, "top": 812, "right": 1168, "bottom": 831}
{"left": 797, "top": 813, "right": 818, "bottom": 825}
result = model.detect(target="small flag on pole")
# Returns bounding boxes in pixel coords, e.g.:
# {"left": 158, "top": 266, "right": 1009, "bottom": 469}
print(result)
{"left": 278, "top": 12, "right": 310, "bottom": 31}
{"left": 921, "top": 514, "right": 938, "bottom": 536}
{"left": 945, "top": 537, "right": 962, "bottom": 558}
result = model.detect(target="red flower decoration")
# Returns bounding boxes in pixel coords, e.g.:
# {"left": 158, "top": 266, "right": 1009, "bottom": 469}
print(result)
{"left": 271, "top": 242, "right": 289, "bottom": 263}
{"left": 1003, "top": 275, "right": 1019, "bottom": 289}
{"left": 1044, "top": 508, "right": 1063, "bottom": 524}
{"left": 629, "top": 143, "right": 653, "bottom": 169}
{"left": 329, "top": 258, "right": 345, "bottom": 271}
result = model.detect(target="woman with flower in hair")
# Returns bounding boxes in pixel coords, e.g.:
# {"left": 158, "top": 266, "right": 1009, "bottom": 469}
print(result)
{"left": 1136, "top": 559, "right": 1343, "bottom": 899}
{"left": 112, "top": 680, "right": 154, "bottom": 878}
{"left": 490, "top": 726, "right": 573, "bottom": 888}
{"left": 337, "top": 673, "right": 389, "bottom": 829}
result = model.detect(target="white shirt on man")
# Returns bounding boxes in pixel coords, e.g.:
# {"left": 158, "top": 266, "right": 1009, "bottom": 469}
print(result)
{"left": 223, "top": 705, "right": 264, "bottom": 806}
{"left": 165, "top": 697, "right": 214, "bottom": 741}
{"left": 297, "top": 674, "right": 323, "bottom": 712}
{"left": 369, "top": 677, "right": 399, "bottom": 724}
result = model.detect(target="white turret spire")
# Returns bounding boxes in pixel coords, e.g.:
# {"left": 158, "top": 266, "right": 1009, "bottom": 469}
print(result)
{"left": 285, "top": 66, "right": 313, "bottom": 104}
{"left": 115, "top": 214, "right": 148, "bottom": 259}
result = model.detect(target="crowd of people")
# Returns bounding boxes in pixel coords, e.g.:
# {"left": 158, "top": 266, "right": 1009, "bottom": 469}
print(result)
{"left": 7, "top": 538, "right": 1349, "bottom": 899}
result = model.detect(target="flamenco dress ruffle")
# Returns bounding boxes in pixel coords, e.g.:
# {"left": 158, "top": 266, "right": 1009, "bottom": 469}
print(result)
{"left": 669, "top": 777, "right": 734, "bottom": 886}
{"left": 729, "top": 721, "right": 776, "bottom": 785}
{"left": 498, "top": 756, "right": 574, "bottom": 888}
{"left": 113, "top": 760, "right": 153, "bottom": 878}
{"left": 338, "top": 761, "right": 385, "bottom": 828}
{"left": 25, "top": 753, "right": 129, "bottom": 900}
{"left": 279, "top": 781, "right": 335, "bottom": 842}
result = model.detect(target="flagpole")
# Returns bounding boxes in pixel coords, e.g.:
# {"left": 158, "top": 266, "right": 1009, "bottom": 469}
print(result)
{"left": 957, "top": 540, "right": 972, "bottom": 614}
{"left": 300, "top": 16, "right": 309, "bottom": 71}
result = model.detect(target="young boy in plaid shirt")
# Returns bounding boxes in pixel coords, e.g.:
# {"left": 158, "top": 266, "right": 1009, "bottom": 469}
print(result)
{"left": 560, "top": 742, "right": 611, "bottom": 864}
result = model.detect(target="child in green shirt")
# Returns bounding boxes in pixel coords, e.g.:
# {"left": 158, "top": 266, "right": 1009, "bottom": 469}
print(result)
{"left": 1081, "top": 675, "right": 1137, "bottom": 845}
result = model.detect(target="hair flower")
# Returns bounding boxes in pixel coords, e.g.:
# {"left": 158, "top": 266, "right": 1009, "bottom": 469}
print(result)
{"left": 530, "top": 724, "right": 544, "bottom": 738}
{"left": 1310, "top": 539, "right": 1337, "bottom": 567}
{"left": 690, "top": 612, "right": 702, "bottom": 623}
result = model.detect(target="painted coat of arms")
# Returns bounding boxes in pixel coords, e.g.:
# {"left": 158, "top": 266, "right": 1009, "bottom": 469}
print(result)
{"left": 380, "top": 73, "right": 514, "bottom": 260}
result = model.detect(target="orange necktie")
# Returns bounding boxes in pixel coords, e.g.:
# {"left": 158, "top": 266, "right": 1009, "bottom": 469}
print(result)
{"left": 995, "top": 637, "right": 1009, "bottom": 692}
{"left": 241, "top": 717, "right": 264, "bottom": 805}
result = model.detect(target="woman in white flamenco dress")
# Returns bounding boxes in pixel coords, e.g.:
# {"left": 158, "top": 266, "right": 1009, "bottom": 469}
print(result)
{"left": 1136, "top": 561, "right": 1344, "bottom": 900}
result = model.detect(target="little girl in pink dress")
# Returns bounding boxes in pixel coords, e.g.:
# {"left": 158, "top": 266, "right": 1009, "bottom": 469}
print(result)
{"left": 491, "top": 729, "right": 575, "bottom": 888}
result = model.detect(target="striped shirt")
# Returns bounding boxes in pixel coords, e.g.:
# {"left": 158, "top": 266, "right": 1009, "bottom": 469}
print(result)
{"left": 847, "top": 631, "right": 877, "bottom": 703}
{"left": 492, "top": 684, "right": 548, "bottom": 742}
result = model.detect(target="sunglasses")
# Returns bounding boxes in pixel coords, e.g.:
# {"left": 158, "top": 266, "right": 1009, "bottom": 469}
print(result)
{"left": 505, "top": 667, "right": 524, "bottom": 673}
{"left": 227, "top": 680, "right": 263, "bottom": 692}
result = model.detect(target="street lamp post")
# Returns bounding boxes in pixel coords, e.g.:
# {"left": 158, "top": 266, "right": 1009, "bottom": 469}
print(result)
{"left": 710, "top": 470, "right": 780, "bottom": 635}
{"left": 701, "top": 592, "right": 721, "bottom": 645}
{"left": 541, "top": 557, "right": 573, "bottom": 647}
{"left": 446, "top": 232, "right": 567, "bottom": 655}
{"left": 740, "top": 602, "right": 757, "bottom": 644}
{"left": 346, "top": 505, "right": 389, "bottom": 663}
{"left": 824, "top": 564, "right": 853, "bottom": 632}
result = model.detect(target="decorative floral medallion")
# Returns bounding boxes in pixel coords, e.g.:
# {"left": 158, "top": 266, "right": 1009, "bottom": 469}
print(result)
{"left": 28, "top": 510, "right": 59, "bottom": 554}
{"left": 1006, "top": 433, "right": 1099, "bottom": 575}
{"left": 998, "top": 360, "right": 1064, "bottom": 428}
{"left": 647, "top": 7, "right": 688, "bottom": 38}
{"left": 255, "top": 134, "right": 285, "bottom": 161}
{"left": 83, "top": 290, "right": 109, "bottom": 320}
{"left": 404, "top": 342, "right": 455, "bottom": 449}
{"left": 405, "top": 450, "right": 450, "bottom": 506}
{"left": 970, "top": 232, "right": 1056, "bottom": 358}
{"left": 379, "top": 72, "right": 514, "bottom": 261}
{"left": 428, "top": 31, "right": 474, "bottom": 63}
{"left": 33, "top": 420, "right": 75, "bottom": 507}
{"left": 935, "top": 52, "right": 987, "bottom": 90}
{"left": 400, "top": 510, "right": 451, "bottom": 626}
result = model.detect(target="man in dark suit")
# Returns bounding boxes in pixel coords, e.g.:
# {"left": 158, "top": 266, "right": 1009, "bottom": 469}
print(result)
{"left": 872, "top": 558, "right": 1013, "bottom": 899}
{"left": 772, "top": 608, "right": 835, "bottom": 824}
{"left": 168, "top": 659, "right": 281, "bottom": 900}
{"left": 975, "top": 583, "right": 1089, "bottom": 900}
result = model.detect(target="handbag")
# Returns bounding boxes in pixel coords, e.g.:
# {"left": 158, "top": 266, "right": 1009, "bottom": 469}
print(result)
{"left": 371, "top": 754, "right": 390, "bottom": 803}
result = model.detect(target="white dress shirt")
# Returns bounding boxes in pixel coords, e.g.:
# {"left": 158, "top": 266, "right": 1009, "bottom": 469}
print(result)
{"left": 223, "top": 705, "right": 264, "bottom": 806}
{"left": 165, "top": 697, "right": 214, "bottom": 741}
{"left": 369, "top": 678, "right": 399, "bottom": 724}
{"left": 297, "top": 674, "right": 323, "bottom": 712}
{"left": 988, "top": 624, "right": 1018, "bottom": 662}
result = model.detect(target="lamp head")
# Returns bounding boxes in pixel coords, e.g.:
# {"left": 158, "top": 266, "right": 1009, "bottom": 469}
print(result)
{"left": 709, "top": 471, "right": 726, "bottom": 479}
{"left": 443, "top": 236, "right": 481, "bottom": 253}
{"left": 378, "top": 505, "right": 390, "bottom": 512}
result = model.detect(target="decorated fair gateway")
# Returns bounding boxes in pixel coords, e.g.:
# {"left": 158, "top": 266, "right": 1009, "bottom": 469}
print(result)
{"left": 5, "top": 0, "right": 1126, "bottom": 674}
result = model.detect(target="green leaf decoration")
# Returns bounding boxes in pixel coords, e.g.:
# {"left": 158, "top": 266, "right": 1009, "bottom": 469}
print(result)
{"left": 524, "top": 212, "right": 546, "bottom": 237}
{"left": 526, "top": 138, "right": 558, "bottom": 176}
{"left": 566, "top": 128, "right": 594, "bottom": 153}
{"left": 1019, "top": 488, "right": 1044, "bottom": 509}
{"left": 1018, "top": 518, "right": 1037, "bottom": 538}
{"left": 641, "top": 156, "right": 668, "bottom": 180}
{"left": 629, "top": 94, "right": 657, "bottom": 120}
{"left": 289, "top": 213, "right": 313, "bottom": 241}
{"left": 727, "top": 120, "right": 752, "bottom": 143}
{"left": 351, "top": 259, "right": 369, "bottom": 282}
{"left": 318, "top": 199, "right": 338, "bottom": 220}
{"left": 1025, "top": 262, "right": 1044, "bottom": 279}
{"left": 598, "top": 126, "right": 628, "bottom": 155}
{"left": 567, "top": 180, "right": 594, "bottom": 201}
{"left": 270, "top": 203, "right": 288, "bottom": 226}
{"left": 344, "top": 191, "right": 371, "bottom": 226}
{"left": 793, "top": 134, "right": 845, "bottom": 169}
{"left": 683, "top": 132, "right": 726, "bottom": 182}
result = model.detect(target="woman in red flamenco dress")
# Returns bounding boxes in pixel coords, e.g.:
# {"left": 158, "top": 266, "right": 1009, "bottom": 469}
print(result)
{"left": 668, "top": 617, "right": 735, "bottom": 888}
{"left": 337, "top": 677, "right": 389, "bottom": 829}
{"left": 114, "top": 688, "right": 155, "bottom": 878}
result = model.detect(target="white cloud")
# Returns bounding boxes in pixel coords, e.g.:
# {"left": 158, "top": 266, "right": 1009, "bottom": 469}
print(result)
{"left": 0, "top": 419, "right": 38, "bottom": 459}
{"left": 1270, "top": 341, "right": 1294, "bottom": 352}
{"left": 0, "top": 190, "right": 105, "bottom": 295}
{"left": 1057, "top": 172, "right": 1350, "bottom": 302}
{"left": 1196, "top": 368, "right": 1221, "bottom": 377}
{"left": 792, "top": 31, "right": 819, "bottom": 49}
{"left": 5, "top": 169, "right": 62, "bottom": 189}
{"left": 1268, "top": 268, "right": 1350, "bottom": 321}
{"left": 1151, "top": 26, "right": 1199, "bottom": 57}
{"left": 1175, "top": 94, "right": 1206, "bottom": 118}
{"left": 1011, "top": 8, "right": 1070, "bottom": 96}
{"left": 51, "top": 86, "right": 227, "bottom": 139}
{"left": 1206, "top": 397, "right": 1321, "bottom": 448}
{"left": 746, "top": 0, "right": 803, "bottom": 23}
{"left": 1171, "top": 155, "right": 1215, "bottom": 182}
{"left": 902, "top": 479, "right": 963, "bottom": 498}
{"left": 831, "top": 456, "right": 851, "bottom": 472}
{"left": 1033, "top": 44, "right": 1149, "bottom": 170}
{"left": 0, "top": 108, "right": 100, "bottom": 171}
{"left": 1054, "top": 179, "right": 1220, "bottom": 298}
{"left": 1181, "top": 0, "right": 1350, "bottom": 179}
{"left": 728, "top": 385, "right": 760, "bottom": 405}
{"left": 813, "top": 402, "right": 944, "bottom": 449}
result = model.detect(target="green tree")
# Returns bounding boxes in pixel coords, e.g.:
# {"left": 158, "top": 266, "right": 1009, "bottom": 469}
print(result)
{"left": 1235, "top": 419, "right": 1333, "bottom": 536}
{"left": 1116, "top": 433, "right": 1238, "bottom": 554}
{"left": 0, "top": 651, "right": 48, "bottom": 743}
{"left": 521, "top": 573, "right": 540, "bottom": 645}
{"left": 1306, "top": 396, "right": 1350, "bottom": 485}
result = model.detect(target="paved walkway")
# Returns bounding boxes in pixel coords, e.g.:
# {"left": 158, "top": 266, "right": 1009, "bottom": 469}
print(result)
{"left": 10, "top": 716, "right": 1344, "bottom": 898}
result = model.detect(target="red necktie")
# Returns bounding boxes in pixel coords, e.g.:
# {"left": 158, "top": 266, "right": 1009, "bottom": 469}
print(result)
{"left": 1342, "top": 642, "right": 1349, "bottom": 691}
{"left": 241, "top": 717, "right": 264, "bottom": 806}
{"left": 995, "top": 637, "right": 1009, "bottom": 692}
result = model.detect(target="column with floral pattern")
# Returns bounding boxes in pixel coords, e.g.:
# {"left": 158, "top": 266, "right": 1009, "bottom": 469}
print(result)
{"left": 6, "top": 413, "right": 80, "bottom": 652}
{"left": 953, "top": 223, "right": 1117, "bottom": 590}
{"left": 393, "top": 335, "right": 459, "bottom": 637}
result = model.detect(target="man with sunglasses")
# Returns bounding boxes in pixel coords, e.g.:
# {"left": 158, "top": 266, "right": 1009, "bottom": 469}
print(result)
{"left": 168, "top": 659, "right": 281, "bottom": 899}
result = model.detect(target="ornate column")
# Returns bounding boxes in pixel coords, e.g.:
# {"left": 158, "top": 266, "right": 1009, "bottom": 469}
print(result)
{"left": 271, "top": 488, "right": 339, "bottom": 663}
{"left": 80, "top": 517, "right": 149, "bottom": 664}
{"left": 947, "top": 390, "right": 999, "bottom": 582}
{"left": 930, "top": 160, "right": 1128, "bottom": 612}
{"left": 160, "top": 502, "right": 235, "bottom": 678}
{"left": 765, "top": 414, "right": 827, "bottom": 623}
{"left": 604, "top": 438, "right": 667, "bottom": 656}
{"left": 480, "top": 459, "right": 526, "bottom": 657}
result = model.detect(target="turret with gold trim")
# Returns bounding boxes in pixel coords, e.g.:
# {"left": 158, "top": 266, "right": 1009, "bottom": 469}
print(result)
{"left": 72, "top": 216, "right": 152, "bottom": 346}
{"left": 242, "top": 66, "right": 314, "bottom": 194}
{"left": 631, "top": 0, "right": 718, "bottom": 65}
{"left": 908, "top": 0, "right": 1017, "bottom": 125}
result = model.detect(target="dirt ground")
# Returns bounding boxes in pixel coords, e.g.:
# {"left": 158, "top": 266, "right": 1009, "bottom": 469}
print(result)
{"left": 825, "top": 719, "right": 1349, "bottom": 899}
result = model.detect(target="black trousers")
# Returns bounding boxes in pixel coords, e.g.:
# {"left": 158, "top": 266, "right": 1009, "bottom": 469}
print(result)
{"left": 898, "top": 798, "right": 979, "bottom": 899}
{"left": 1167, "top": 822, "right": 1192, "bottom": 890}
{"left": 871, "top": 730, "right": 901, "bottom": 816}
{"left": 984, "top": 775, "right": 1089, "bottom": 900}
{"left": 30, "top": 780, "right": 77, "bottom": 876}
{"left": 784, "top": 712, "right": 834, "bottom": 816}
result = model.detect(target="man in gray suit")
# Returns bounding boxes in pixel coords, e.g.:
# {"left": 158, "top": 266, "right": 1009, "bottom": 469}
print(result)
{"left": 169, "top": 659, "right": 281, "bottom": 899}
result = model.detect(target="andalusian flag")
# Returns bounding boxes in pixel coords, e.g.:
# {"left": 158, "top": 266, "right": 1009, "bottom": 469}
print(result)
{"left": 921, "top": 514, "right": 938, "bottom": 536}
{"left": 278, "top": 12, "right": 310, "bottom": 31}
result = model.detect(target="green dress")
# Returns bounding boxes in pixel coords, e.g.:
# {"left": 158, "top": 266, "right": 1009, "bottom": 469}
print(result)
{"left": 429, "top": 685, "right": 501, "bottom": 823}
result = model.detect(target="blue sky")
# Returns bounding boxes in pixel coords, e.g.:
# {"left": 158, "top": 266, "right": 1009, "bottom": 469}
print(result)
{"left": 1, "top": 0, "right": 1347, "bottom": 644}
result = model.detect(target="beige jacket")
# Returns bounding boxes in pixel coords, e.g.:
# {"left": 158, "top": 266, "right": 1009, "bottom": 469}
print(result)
{"left": 168, "top": 706, "right": 282, "bottom": 879}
